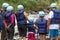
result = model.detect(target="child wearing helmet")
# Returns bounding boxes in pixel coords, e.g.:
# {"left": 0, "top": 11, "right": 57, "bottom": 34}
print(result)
{"left": 27, "top": 17, "right": 35, "bottom": 40}
{"left": 48, "top": 3, "right": 59, "bottom": 40}
{"left": 35, "top": 11, "right": 48, "bottom": 40}
{"left": 3, "top": 6, "right": 15, "bottom": 40}
{"left": 15, "top": 5, "right": 28, "bottom": 40}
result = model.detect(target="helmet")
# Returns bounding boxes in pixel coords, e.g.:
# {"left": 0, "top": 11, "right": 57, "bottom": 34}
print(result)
{"left": 50, "top": 3, "right": 57, "bottom": 8}
{"left": 2, "top": 3, "right": 9, "bottom": 8}
{"left": 39, "top": 11, "right": 45, "bottom": 16}
{"left": 6, "top": 6, "right": 13, "bottom": 12}
{"left": 17, "top": 5, "right": 24, "bottom": 10}
{"left": 28, "top": 17, "right": 34, "bottom": 22}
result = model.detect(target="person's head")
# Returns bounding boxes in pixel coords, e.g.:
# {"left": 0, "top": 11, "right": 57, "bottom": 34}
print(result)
{"left": 17, "top": 5, "right": 24, "bottom": 13}
{"left": 17, "top": 5, "right": 24, "bottom": 11}
{"left": 39, "top": 11, "right": 45, "bottom": 19}
{"left": 2, "top": 3, "right": 9, "bottom": 10}
{"left": 50, "top": 3, "right": 57, "bottom": 10}
{"left": 6, "top": 6, "right": 13, "bottom": 13}
{"left": 28, "top": 17, "right": 34, "bottom": 22}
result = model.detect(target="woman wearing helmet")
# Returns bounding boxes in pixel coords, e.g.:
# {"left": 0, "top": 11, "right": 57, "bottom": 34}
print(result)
{"left": 35, "top": 11, "right": 48, "bottom": 40}
{"left": 1, "top": 3, "right": 9, "bottom": 40}
{"left": 15, "top": 5, "right": 28, "bottom": 40}
{"left": 3, "top": 6, "right": 15, "bottom": 40}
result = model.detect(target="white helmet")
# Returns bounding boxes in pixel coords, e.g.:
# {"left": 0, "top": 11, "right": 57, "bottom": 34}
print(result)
{"left": 2, "top": 3, "right": 9, "bottom": 8}
{"left": 39, "top": 11, "right": 45, "bottom": 16}
{"left": 17, "top": 5, "right": 24, "bottom": 10}
{"left": 50, "top": 3, "right": 57, "bottom": 8}
{"left": 6, "top": 6, "right": 13, "bottom": 12}
{"left": 28, "top": 17, "right": 34, "bottom": 22}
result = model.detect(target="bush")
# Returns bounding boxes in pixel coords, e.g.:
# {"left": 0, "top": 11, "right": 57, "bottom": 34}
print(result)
{"left": 0, "top": 0, "right": 59, "bottom": 12}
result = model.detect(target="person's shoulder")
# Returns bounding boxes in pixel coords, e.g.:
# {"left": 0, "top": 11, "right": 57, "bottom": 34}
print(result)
{"left": 49, "top": 11, "right": 53, "bottom": 13}
{"left": 49, "top": 10, "right": 54, "bottom": 15}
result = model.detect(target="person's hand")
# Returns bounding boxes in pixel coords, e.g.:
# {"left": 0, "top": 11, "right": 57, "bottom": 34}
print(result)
{"left": 7, "top": 24, "right": 11, "bottom": 29}
{"left": 34, "top": 24, "right": 38, "bottom": 29}
{"left": 5, "top": 25, "right": 8, "bottom": 29}
{"left": 47, "top": 27, "right": 49, "bottom": 34}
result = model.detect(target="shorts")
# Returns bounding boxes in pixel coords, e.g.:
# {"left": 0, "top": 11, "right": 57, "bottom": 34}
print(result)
{"left": 7, "top": 25, "right": 14, "bottom": 40}
{"left": 49, "top": 29, "right": 58, "bottom": 38}
{"left": 39, "top": 33, "right": 47, "bottom": 35}
{"left": 18, "top": 24, "right": 27, "bottom": 37}
{"left": 38, "top": 29, "right": 47, "bottom": 35}
{"left": 28, "top": 32, "right": 35, "bottom": 40}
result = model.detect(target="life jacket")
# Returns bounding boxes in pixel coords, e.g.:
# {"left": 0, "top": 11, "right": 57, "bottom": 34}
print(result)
{"left": 15, "top": 11, "right": 26, "bottom": 25}
{"left": 36, "top": 19, "right": 47, "bottom": 33}
{"left": 51, "top": 10, "right": 60, "bottom": 24}
{"left": 27, "top": 21, "right": 35, "bottom": 32}
{"left": 0, "top": 14, "right": 2, "bottom": 30}
{"left": 0, "top": 14, "right": 2, "bottom": 26}
{"left": 5, "top": 12, "right": 15, "bottom": 26}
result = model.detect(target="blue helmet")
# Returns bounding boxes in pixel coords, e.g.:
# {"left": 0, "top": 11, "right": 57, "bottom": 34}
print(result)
{"left": 6, "top": 6, "right": 13, "bottom": 12}
{"left": 28, "top": 17, "right": 34, "bottom": 22}
{"left": 39, "top": 11, "right": 45, "bottom": 16}
{"left": 50, "top": 3, "right": 57, "bottom": 8}
{"left": 17, "top": 5, "right": 24, "bottom": 10}
{"left": 2, "top": 3, "right": 9, "bottom": 8}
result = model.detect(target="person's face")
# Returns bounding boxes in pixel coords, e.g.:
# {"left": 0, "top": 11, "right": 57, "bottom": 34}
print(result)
{"left": 3, "top": 8, "right": 6, "bottom": 11}
{"left": 52, "top": 7, "right": 56, "bottom": 10}
{"left": 39, "top": 16, "right": 44, "bottom": 19}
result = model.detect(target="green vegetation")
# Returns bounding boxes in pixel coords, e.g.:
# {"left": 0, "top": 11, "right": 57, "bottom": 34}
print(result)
{"left": 0, "top": 0, "right": 60, "bottom": 12}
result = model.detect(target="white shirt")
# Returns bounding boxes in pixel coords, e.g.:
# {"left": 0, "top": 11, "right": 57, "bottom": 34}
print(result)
{"left": 48, "top": 11, "right": 59, "bottom": 29}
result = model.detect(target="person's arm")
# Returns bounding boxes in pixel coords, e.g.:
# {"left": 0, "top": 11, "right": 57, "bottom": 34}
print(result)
{"left": 47, "top": 19, "right": 51, "bottom": 29}
{"left": 8, "top": 14, "right": 14, "bottom": 27}
{"left": 24, "top": 12, "right": 28, "bottom": 20}
{"left": 34, "top": 20, "right": 38, "bottom": 29}
{"left": 3, "top": 20, "right": 7, "bottom": 27}
{"left": 47, "top": 11, "right": 53, "bottom": 30}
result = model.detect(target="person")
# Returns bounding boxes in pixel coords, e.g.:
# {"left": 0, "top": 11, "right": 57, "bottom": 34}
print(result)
{"left": 47, "top": 3, "right": 60, "bottom": 40}
{"left": 15, "top": 5, "right": 28, "bottom": 40}
{"left": 3, "top": 6, "right": 15, "bottom": 40}
{"left": 1, "top": 3, "right": 9, "bottom": 40}
{"left": 35, "top": 11, "right": 47, "bottom": 40}
{"left": 27, "top": 17, "right": 35, "bottom": 40}
{"left": 0, "top": 10, "right": 3, "bottom": 40}
{"left": 0, "top": 10, "right": 3, "bottom": 32}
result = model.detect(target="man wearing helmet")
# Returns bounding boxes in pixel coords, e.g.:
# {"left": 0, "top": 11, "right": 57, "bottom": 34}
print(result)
{"left": 1, "top": 3, "right": 9, "bottom": 40}
{"left": 2, "top": 6, "right": 15, "bottom": 40}
{"left": 35, "top": 11, "right": 48, "bottom": 40}
{"left": 48, "top": 3, "right": 60, "bottom": 40}
{"left": 15, "top": 5, "right": 28, "bottom": 40}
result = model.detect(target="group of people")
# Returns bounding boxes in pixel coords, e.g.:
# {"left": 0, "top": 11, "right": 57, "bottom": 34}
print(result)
{"left": 0, "top": 2, "right": 60, "bottom": 40}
